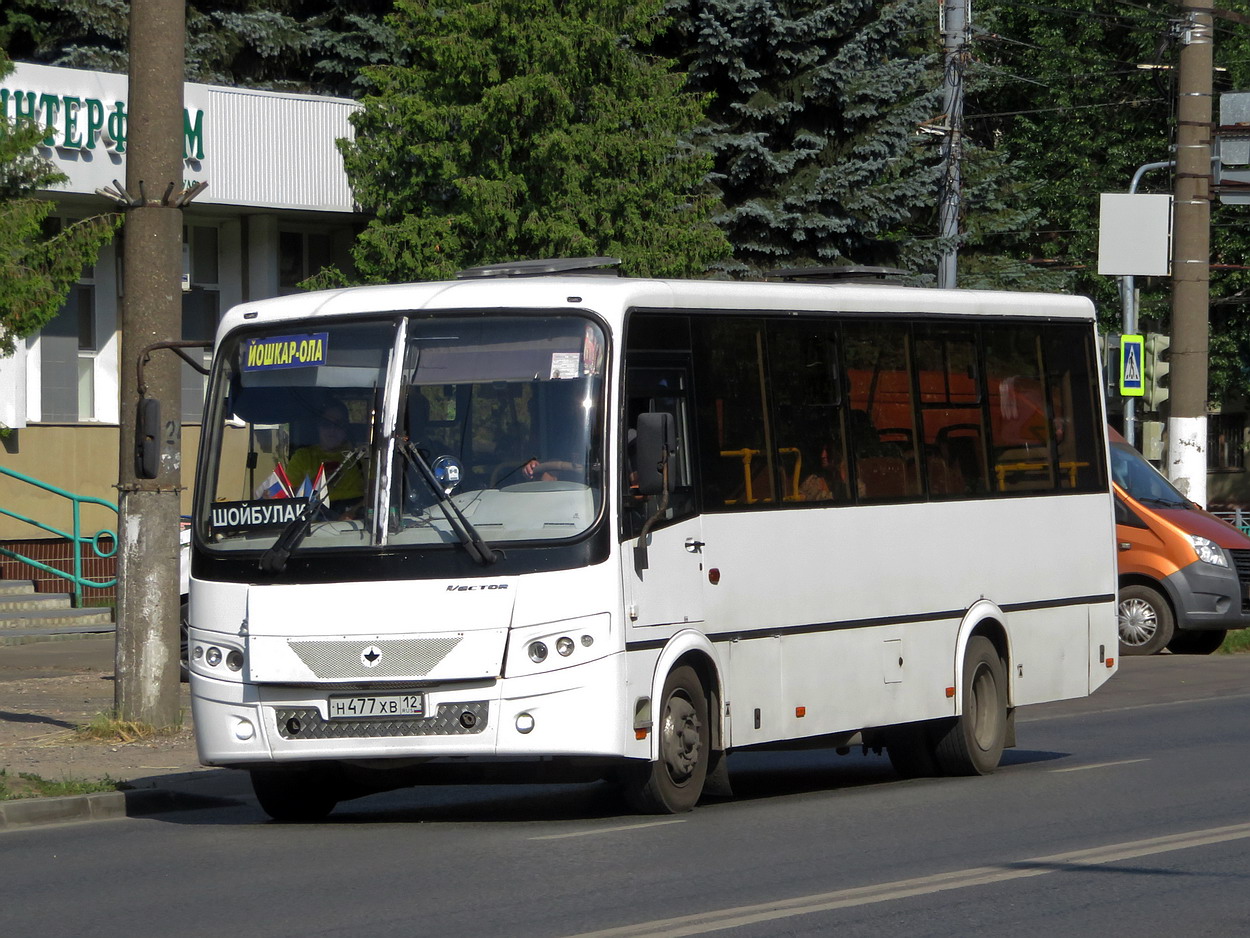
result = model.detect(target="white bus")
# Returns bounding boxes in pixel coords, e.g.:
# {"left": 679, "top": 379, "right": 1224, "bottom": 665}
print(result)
{"left": 188, "top": 259, "right": 1118, "bottom": 820}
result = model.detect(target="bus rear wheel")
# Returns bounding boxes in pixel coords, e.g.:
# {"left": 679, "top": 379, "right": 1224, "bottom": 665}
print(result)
{"left": 250, "top": 767, "right": 339, "bottom": 822}
{"left": 934, "top": 636, "right": 1007, "bottom": 776}
{"left": 621, "top": 665, "right": 709, "bottom": 814}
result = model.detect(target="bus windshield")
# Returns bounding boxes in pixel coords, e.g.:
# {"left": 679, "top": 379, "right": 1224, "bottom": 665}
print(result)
{"left": 199, "top": 313, "right": 606, "bottom": 555}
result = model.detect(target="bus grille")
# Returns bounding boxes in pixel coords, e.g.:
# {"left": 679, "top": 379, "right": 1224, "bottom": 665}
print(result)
{"left": 273, "top": 701, "right": 489, "bottom": 740}
{"left": 1231, "top": 549, "right": 1250, "bottom": 612}
{"left": 287, "top": 636, "right": 463, "bottom": 680}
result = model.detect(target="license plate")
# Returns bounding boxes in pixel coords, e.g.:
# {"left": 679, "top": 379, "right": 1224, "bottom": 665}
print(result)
{"left": 327, "top": 693, "right": 425, "bottom": 719}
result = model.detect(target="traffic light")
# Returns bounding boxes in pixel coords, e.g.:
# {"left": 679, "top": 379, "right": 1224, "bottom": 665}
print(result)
{"left": 1144, "top": 333, "right": 1170, "bottom": 411}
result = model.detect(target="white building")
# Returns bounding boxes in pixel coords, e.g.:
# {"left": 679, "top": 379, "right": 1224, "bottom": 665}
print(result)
{"left": 0, "top": 62, "right": 363, "bottom": 564}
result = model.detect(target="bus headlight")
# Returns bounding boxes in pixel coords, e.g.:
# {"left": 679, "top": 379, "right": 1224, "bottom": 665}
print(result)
{"left": 1187, "top": 535, "right": 1229, "bottom": 567}
{"left": 506, "top": 614, "right": 611, "bottom": 677}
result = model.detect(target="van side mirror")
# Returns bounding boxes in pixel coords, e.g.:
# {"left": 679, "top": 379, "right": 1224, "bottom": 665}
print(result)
{"left": 635, "top": 412, "right": 676, "bottom": 496}
{"left": 136, "top": 397, "right": 161, "bottom": 479}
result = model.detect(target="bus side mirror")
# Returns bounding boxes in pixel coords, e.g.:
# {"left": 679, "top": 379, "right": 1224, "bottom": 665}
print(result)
{"left": 136, "top": 397, "right": 161, "bottom": 479}
{"left": 635, "top": 412, "right": 676, "bottom": 496}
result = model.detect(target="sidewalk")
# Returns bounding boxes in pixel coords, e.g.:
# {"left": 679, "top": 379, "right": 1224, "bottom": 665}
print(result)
{"left": 0, "top": 635, "right": 252, "bottom": 830}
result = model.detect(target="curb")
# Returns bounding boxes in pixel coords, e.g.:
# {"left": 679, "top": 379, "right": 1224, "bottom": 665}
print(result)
{"left": 0, "top": 790, "right": 126, "bottom": 830}
{"left": 0, "top": 783, "right": 249, "bottom": 832}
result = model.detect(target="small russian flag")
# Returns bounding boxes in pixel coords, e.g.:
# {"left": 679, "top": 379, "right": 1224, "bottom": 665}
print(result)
{"left": 255, "top": 464, "right": 295, "bottom": 499}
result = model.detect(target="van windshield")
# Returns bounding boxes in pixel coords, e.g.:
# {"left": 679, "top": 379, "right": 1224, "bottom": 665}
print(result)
{"left": 1110, "top": 441, "right": 1189, "bottom": 508}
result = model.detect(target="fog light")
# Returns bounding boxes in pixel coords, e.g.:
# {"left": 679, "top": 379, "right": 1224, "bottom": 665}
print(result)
{"left": 515, "top": 712, "right": 535, "bottom": 734}
{"left": 459, "top": 710, "right": 477, "bottom": 729}
{"left": 205, "top": 646, "right": 222, "bottom": 667}
{"left": 528, "top": 641, "right": 548, "bottom": 663}
{"left": 556, "top": 636, "right": 575, "bottom": 657}
{"left": 233, "top": 719, "right": 255, "bottom": 741}
{"left": 581, "top": 634, "right": 593, "bottom": 647}
{"left": 193, "top": 645, "right": 204, "bottom": 660}
{"left": 226, "top": 649, "right": 244, "bottom": 671}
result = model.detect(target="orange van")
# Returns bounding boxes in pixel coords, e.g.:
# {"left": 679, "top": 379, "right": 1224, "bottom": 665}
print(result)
{"left": 1111, "top": 427, "right": 1250, "bottom": 655}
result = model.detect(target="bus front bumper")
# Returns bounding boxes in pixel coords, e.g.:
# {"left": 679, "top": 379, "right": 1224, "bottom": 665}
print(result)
{"left": 191, "top": 653, "right": 632, "bottom": 768}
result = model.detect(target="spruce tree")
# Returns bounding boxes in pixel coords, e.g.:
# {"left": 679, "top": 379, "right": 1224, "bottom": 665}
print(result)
{"left": 658, "top": 0, "right": 941, "bottom": 275}
{"left": 0, "top": 51, "right": 120, "bottom": 358}
{"left": 335, "top": 0, "right": 729, "bottom": 282}
{"left": 1, "top": 0, "right": 397, "bottom": 97}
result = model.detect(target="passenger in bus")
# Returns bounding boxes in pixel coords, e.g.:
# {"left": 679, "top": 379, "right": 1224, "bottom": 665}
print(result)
{"left": 798, "top": 442, "right": 844, "bottom": 501}
{"left": 287, "top": 399, "right": 366, "bottom": 517}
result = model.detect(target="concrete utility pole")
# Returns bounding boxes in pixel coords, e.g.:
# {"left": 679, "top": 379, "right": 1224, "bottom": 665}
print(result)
{"left": 115, "top": 0, "right": 187, "bottom": 726}
{"left": 937, "top": 0, "right": 969, "bottom": 289}
{"left": 1168, "top": 3, "right": 1214, "bottom": 506}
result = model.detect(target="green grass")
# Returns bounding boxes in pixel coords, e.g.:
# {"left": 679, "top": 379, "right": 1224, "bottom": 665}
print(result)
{"left": 0, "top": 769, "right": 117, "bottom": 800}
{"left": 1219, "top": 629, "right": 1250, "bottom": 654}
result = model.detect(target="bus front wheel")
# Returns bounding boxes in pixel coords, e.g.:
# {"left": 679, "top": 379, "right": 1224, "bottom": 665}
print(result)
{"left": 622, "top": 665, "right": 710, "bottom": 814}
{"left": 934, "top": 636, "right": 1007, "bottom": 776}
{"left": 250, "top": 767, "right": 339, "bottom": 823}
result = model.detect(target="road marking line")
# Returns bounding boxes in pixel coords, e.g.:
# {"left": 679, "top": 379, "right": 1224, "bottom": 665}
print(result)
{"left": 1051, "top": 758, "right": 1150, "bottom": 773}
{"left": 1018, "top": 691, "right": 1250, "bottom": 724}
{"left": 564, "top": 820, "right": 1250, "bottom": 938}
{"left": 530, "top": 820, "right": 686, "bottom": 841}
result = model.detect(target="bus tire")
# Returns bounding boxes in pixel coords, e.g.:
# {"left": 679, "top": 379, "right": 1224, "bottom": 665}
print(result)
{"left": 885, "top": 723, "right": 939, "bottom": 779}
{"left": 934, "top": 636, "right": 1007, "bottom": 776}
{"left": 1166, "top": 628, "right": 1226, "bottom": 655}
{"left": 622, "top": 665, "right": 709, "bottom": 814}
{"left": 1117, "top": 584, "right": 1173, "bottom": 656}
{"left": 250, "top": 767, "right": 339, "bottom": 822}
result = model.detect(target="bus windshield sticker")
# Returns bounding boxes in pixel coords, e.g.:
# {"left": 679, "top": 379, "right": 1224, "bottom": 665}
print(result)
{"left": 209, "top": 499, "right": 309, "bottom": 535}
{"left": 242, "top": 333, "right": 330, "bottom": 371}
{"left": 550, "top": 351, "right": 581, "bottom": 379}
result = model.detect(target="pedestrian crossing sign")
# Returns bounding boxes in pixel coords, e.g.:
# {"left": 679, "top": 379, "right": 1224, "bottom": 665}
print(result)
{"left": 1120, "top": 334, "right": 1144, "bottom": 396}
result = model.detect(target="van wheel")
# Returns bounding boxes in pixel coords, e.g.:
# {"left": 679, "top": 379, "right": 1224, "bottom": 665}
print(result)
{"left": 621, "top": 666, "right": 709, "bottom": 814}
{"left": 1166, "top": 629, "right": 1226, "bottom": 655}
{"left": 933, "top": 636, "right": 1007, "bottom": 776}
{"left": 1118, "top": 584, "right": 1174, "bottom": 656}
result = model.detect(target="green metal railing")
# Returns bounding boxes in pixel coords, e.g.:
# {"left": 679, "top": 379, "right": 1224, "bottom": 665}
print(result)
{"left": 0, "top": 464, "right": 118, "bottom": 606}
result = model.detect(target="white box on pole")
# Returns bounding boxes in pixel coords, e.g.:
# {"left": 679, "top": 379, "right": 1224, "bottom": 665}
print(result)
{"left": 1097, "top": 193, "right": 1172, "bottom": 276}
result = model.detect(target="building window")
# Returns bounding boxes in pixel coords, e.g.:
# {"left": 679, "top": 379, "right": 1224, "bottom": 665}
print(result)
{"left": 38, "top": 218, "right": 97, "bottom": 422}
{"left": 279, "top": 230, "right": 334, "bottom": 293}
{"left": 182, "top": 225, "right": 221, "bottom": 421}
{"left": 1208, "top": 413, "right": 1245, "bottom": 472}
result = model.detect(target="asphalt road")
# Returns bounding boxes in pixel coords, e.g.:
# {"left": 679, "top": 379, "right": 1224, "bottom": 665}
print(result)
{"left": 5, "top": 654, "right": 1250, "bottom": 938}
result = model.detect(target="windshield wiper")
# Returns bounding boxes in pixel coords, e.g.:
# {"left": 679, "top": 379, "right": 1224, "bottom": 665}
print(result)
{"left": 259, "top": 448, "right": 366, "bottom": 573}
{"left": 399, "top": 440, "right": 498, "bottom": 565}
{"left": 1135, "top": 495, "right": 1188, "bottom": 509}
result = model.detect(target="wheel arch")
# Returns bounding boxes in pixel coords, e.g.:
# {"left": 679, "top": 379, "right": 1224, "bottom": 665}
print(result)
{"left": 955, "top": 602, "right": 1011, "bottom": 712}
{"left": 647, "top": 630, "right": 725, "bottom": 761}
{"left": 1118, "top": 572, "right": 1181, "bottom": 627}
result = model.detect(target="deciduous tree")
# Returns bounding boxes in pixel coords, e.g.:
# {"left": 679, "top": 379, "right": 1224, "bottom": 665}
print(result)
{"left": 334, "top": 0, "right": 729, "bottom": 282}
{"left": 0, "top": 51, "right": 119, "bottom": 358}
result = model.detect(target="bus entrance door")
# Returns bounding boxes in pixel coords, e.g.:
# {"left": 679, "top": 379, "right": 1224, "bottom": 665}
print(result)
{"left": 622, "top": 364, "right": 704, "bottom": 630}
{"left": 624, "top": 515, "right": 706, "bottom": 630}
